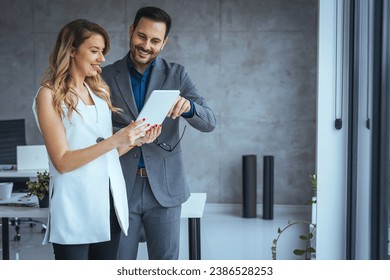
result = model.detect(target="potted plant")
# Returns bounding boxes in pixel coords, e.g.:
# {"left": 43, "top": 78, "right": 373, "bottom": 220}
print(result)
{"left": 26, "top": 170, "right": 50, "bottom": 208}
{"left": 271, "top": 174, "right": 317, "bottom": 260}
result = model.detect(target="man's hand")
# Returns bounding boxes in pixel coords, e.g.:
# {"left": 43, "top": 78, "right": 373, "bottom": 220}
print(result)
{"left": 167, "top": 96, "right": 191, "bottom": 119}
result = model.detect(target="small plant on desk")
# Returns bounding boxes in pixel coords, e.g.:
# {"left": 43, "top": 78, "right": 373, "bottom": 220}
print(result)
{"left": 26, "top": 170, "right": 49, "bottom": 200}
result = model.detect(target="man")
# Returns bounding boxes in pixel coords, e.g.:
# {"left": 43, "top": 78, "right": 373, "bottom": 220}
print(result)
{"left": 102, "top": 6, "right": 216, "bottom": 260}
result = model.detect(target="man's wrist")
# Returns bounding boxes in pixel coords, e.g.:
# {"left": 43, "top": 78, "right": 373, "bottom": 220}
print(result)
{"left": 181, "top": 99, "right": 195, "bottom": 118}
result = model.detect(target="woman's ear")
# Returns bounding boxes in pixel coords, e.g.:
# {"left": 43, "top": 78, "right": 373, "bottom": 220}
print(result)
{"left": 69, "top": 48, "right": 76, "bottom": 57}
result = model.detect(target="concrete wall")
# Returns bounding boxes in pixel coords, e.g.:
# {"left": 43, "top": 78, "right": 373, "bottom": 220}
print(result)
{"left": 0, "top": 0, "right": 318, "bottom": 204}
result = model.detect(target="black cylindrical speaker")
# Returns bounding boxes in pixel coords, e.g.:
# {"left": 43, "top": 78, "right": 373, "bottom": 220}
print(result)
{"left": 242, "top": 155, "right": 257, "bottom": 218}
{"left": 263, "top": 155, "right": 274, "bottom": 220}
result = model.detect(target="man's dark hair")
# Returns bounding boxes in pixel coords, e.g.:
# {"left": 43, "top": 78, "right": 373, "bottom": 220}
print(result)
{"left": 133, "top": 6, "right": 172, "bottom": 38}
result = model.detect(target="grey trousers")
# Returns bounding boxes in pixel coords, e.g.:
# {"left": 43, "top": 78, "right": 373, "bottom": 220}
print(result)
{"left": 117, "top": 175, "right": 181, "bottom": 260}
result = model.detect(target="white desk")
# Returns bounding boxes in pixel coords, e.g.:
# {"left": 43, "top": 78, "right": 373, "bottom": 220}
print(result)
{"left": 0, "top": 169, "right": 47, "bottom": 260}
{"left": 1, "top": 192, "right": 207, "bottom": 260}
{"left": 0, "top": 169, "right": 46, "bottom": 178}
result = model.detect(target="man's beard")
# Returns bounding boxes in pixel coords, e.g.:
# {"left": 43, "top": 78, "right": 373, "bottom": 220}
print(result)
{"left": 130, "top": 45, "right": 156, "bottom": 65}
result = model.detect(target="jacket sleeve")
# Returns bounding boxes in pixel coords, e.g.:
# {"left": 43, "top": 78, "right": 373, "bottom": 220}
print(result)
{"left": 179, "top": 66, "right": 216, "bottom": 132}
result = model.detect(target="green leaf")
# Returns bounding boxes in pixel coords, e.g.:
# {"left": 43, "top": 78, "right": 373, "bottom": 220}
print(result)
{"left": 293, "top": 249, "right": 306, "bottom": 256}
{"left": 26, "top": 171, "right": 50, "bottom": 199}
{"left": 299, "top": 235, "right": 308, "bottom": 240}
{"left": 308, "top": 247, "right": 316, "bottom": 253}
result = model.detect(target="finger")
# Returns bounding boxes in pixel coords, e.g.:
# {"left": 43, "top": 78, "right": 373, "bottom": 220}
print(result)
{"left": 167, "top": 96, "right": 181, "bottom": 117}
{"left": 147, "top": 125, "right": 158, "bottom": 140}
{"left": 144, "top": 125, "right": 159, "bottom": 143}
{"left": 176, "top": 98, "right": 190, "bottom": 118}
{"left": 139, "top": 134, "right": 147, "bottom": 142}
{"left": 171, "top": 99, "right": 185, "bottom": 119}
{"left": 127, "top": 125, "right": 148, "bottom": 144}
{"left": 155, "top": 124, "right": 162, "bottom": 136}
{"left": 182, "top": 99, "right": 191, "bottom": 113}
{"left": 133, "top": 123, "right": 150, "bottom": 134}
{"left": 131, "top": 118, "right": 146, "bottom": 128}
{"left": 150, "top": 125, "right": 162, "bottom": 142}
{"left": 146, "top": 130, "right": 154, "bottom": 142}
{"left": 144, "top": 129, "right": 151, "bottom": 136}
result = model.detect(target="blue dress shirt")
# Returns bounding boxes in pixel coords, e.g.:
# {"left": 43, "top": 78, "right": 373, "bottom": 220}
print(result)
{"left": 126, "top": 54, "right": 194, "bottom": 168}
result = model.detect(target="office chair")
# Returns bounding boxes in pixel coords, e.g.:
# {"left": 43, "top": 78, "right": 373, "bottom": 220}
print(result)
{"left": 0, "top": 119, "right": 26, "bottom": 167}
{"left": 0, "top": 119, "right": 46, "bottom": 241}
{"left": 10, "top": 218, "right": 47, "bottom": 241}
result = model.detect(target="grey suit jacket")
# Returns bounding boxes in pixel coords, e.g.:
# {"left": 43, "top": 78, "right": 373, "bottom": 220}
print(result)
{"left": 102, "top": 53, "right": 216, "bottom": 207}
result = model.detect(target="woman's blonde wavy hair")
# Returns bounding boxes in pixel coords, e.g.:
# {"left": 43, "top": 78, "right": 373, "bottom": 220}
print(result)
{"left": 40, "top": 19, "right": 120, "bottom": 120}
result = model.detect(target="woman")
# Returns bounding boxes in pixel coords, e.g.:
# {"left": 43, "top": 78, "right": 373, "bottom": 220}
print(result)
{"left": 32, "top": 19, "right": 160, "bottom": 260}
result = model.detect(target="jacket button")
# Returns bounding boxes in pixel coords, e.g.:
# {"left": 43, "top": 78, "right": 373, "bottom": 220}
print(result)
{"left": 133, "top": 153, "right": 138, "bottom": 159}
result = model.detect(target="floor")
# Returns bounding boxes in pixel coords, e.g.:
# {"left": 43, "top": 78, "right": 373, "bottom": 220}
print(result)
{"left": 0, "top": 204, "right": 311, "bottom": 260}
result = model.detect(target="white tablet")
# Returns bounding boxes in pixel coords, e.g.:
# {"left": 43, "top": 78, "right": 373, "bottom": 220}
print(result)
{"left": 136, "top": 90, "right": 180, "bottom": 126}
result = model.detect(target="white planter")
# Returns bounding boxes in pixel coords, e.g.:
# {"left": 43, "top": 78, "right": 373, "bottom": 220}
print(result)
{"left": 311, "top": 196, "right": 317, "bottom": 225}
{"left": 310, "top": 196, "right": 317, "bottom": 260}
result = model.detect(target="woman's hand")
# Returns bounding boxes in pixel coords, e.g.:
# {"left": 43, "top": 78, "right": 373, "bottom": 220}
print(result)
{"left": 116, "top": 121, "right": 161, "bottom": 156}
{"left": 143, "top": 124, "right": 162, "bottom": 144}
{"left": 114, "top": 119, "right": 149, "bottom": 147}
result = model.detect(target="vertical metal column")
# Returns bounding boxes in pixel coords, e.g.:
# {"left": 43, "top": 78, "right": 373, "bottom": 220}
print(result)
{"left": 2, "top": 218, "right": 9, "bottom": 260}
{"left": 242, "top": 155, "right": 257, "bottom": 218}
{"left": 370, "top": 0, "right": 389, "bottom": 260}
{"left": 188, "top": 218, "right": 201, "bottom": 260}
{"left": 263, "top": 156, "right": 274, "bottom": 220}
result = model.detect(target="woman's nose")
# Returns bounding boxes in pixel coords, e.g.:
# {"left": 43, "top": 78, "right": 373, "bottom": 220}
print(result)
{"left": 98, "top": 52, "right": 105, "bottom": 62}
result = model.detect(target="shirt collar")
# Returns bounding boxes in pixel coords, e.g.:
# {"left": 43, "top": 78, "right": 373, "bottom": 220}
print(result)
{"left": 127, "top": 51, "right": 156, "bottom": 75}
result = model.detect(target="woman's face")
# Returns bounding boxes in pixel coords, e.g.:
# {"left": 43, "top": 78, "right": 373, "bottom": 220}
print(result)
{"left": 72, "top": 33, "right": 106, "bottom": 77}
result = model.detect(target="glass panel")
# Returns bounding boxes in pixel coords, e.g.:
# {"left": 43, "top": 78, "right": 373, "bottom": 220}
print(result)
{"left": 385, "top": 0, "right": 390, "bottom": 260}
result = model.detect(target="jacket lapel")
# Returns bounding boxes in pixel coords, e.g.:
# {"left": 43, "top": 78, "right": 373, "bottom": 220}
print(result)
{"left": 145, "top": 57, "right": 166, "bottom": 101}
{"left": 114, "top": 56, "right": 138, "bottom": 118}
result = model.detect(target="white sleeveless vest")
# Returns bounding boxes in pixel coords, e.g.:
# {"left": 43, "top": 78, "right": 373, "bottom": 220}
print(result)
{"left": 32, "top": 84, "right": 129, "bottom": 244}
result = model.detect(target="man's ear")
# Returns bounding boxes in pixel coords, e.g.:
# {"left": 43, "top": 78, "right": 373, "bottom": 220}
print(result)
{"left": 161, "top": 36, "right": 169, "bottom": 50}
{"left": 129, "top": 24, "right": 134, "bottom": 38}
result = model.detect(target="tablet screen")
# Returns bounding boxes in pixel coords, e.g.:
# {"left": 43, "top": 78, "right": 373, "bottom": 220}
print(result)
{"left": 136, "top": 90, "right": 180, "bottom": 126}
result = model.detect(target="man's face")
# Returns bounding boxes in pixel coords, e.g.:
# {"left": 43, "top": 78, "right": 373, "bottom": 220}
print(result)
{"left": 129, "top": 17, "right": 167, "bottom": 72}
